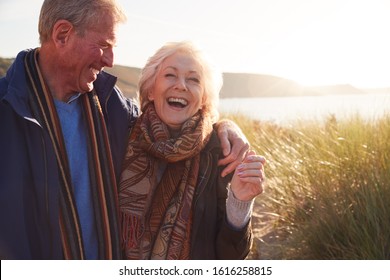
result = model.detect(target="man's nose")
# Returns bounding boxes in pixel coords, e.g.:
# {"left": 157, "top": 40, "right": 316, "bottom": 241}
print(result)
{"left": 102, "top": 48, "right": 114, "bottom": 68}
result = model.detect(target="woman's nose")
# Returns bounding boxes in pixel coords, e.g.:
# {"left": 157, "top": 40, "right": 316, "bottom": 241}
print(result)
{"left": 175, "top": 77, "right": 188, "bottom": 91}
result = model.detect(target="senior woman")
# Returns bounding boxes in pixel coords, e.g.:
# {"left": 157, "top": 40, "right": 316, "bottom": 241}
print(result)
{"left": 119, "top": 41, "right": 266, "bottom": 260}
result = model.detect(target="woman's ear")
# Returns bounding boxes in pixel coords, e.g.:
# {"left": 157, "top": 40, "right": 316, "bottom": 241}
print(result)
{"left": 148, "top": 91, "right": 155, "bottom": 101}
{"left": 52, "top": 20, "right": 73, "bottom": 46}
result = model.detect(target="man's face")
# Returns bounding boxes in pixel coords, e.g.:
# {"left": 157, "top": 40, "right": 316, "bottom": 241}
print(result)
{"left": 61, "top": 13, "right": 117, "bottom": 94}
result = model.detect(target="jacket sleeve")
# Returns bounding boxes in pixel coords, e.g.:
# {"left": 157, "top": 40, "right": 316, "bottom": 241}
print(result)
{"left": 191, "top": 131, "right": 253, "bottom": 260}
{"left": 215, "top": 171, "right": 253, "bottom": 259}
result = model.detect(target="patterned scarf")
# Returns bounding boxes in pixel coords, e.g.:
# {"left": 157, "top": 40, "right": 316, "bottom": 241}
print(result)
{"left": 119, "top": 104, "right": 213, "bottom": 259}
{"left": 24, "top": 48, "right": 121, "bottom": 259}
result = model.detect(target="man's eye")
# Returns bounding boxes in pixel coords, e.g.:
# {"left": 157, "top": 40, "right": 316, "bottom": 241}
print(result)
{"left": 165, "top": 73, "right": 175, "bottom": 78}
{"left": 101, "top": 43, "right": 113, "bottom": 49}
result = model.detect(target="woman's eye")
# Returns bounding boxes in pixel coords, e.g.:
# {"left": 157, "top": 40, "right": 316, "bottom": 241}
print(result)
{"left": 188, "top": 77, "right": 200, "bottom": 83}
{"left": 165, "top": 73, "right": 175, "bottom": 78}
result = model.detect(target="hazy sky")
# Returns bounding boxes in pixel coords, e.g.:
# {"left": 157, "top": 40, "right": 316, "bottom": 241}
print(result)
{"left": 1, "top": 0, "right": 389, "bottom": 87}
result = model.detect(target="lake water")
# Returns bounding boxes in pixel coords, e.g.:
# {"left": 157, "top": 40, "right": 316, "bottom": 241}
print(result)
{"left": 219, "top": 93, "right": 390, "bottom": 124}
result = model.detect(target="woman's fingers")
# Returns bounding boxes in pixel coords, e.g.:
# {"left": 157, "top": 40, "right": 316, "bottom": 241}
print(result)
{"left": 244, "top": 153, "right": 266, "bottom": 165}
{"left": 237, "top": 161, "right": 265, "bottom": 176}
{"left": 230, "top": 150, "right": 267, "bottom": 200}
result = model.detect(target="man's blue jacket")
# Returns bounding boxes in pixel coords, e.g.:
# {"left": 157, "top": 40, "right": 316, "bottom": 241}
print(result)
{"left": 0, "top": 50, "right": 139, "bottom": 259}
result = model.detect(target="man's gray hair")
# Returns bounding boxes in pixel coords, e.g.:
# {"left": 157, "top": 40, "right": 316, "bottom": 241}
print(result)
{"left": 38, "top": 0, "right": 126, "bottom": 44}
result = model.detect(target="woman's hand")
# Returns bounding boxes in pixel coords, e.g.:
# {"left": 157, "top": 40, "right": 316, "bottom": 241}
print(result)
{"left": 230, "top": 150, "right": 266, "bottom": 201}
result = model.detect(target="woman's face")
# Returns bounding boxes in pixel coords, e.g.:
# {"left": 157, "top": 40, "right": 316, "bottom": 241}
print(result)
{"left": 148, "top": 51, "right": 205, "bottom": 131}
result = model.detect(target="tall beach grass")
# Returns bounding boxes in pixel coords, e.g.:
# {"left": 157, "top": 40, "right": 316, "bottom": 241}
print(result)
{"left": 224, "top": 113, "right": 390, "bottom": 259}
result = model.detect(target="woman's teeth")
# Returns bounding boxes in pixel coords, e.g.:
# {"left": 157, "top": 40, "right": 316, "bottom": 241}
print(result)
{"left": 168, "top": 97, "right": 188, "bottom": 108}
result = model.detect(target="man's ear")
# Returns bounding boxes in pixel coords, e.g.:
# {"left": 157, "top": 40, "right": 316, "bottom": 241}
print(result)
{"left": 52, "top": 20, "right": 73, "bottom": 46}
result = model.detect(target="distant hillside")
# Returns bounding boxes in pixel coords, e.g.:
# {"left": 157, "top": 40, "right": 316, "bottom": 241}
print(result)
{"left": 104, "top": 65, "right": 140, "bottom": 98}
{"left": 108, "top": 66, "right": 372, "bottom": 99}
{"left": 221, "top": 72, "right": 305, "bottom": 98}
{"left": 1, "top": 56, "right": 387, "bottom": 98}
{"left": 0, "top": 57, "right": 14, "bottom": 77}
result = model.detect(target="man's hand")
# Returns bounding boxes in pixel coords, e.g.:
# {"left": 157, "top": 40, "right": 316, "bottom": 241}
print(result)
{"left": 216, "top": 119, "right": 250, "bottom": 177}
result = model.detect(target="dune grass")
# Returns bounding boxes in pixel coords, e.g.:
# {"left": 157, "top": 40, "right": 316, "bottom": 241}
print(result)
{"left": 224, "top": 113, "right": 390, "bottom": 259}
